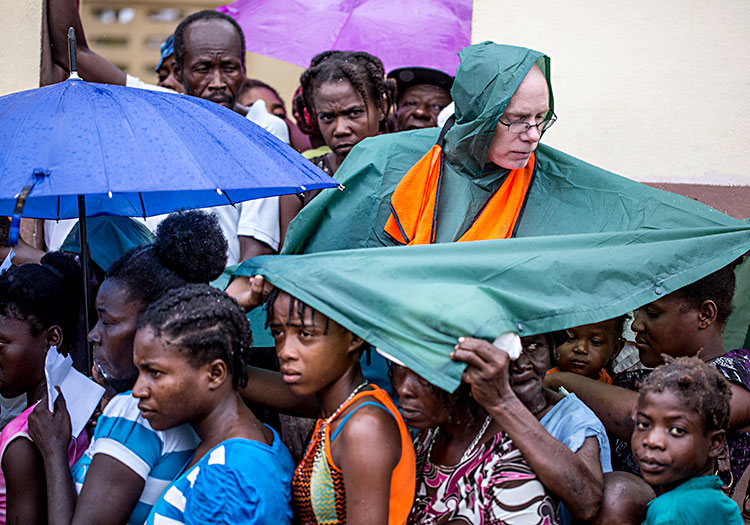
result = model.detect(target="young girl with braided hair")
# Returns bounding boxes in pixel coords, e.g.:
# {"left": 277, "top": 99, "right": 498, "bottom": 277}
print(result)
{"left": 261, "top": 288, "right": 415, "bottom": 525}
{"left": 280, "top": 50, "right": 397, "bottom": 244}
{"left": 28, "top": 210, "right": 228, "bottom": 525}
{"left": 0, "top": 252, "right": 88, "bottom": 525}
{"left": 632, "top": 357, "right": 742, "bottom": 523}
{"left": 135, "top": 284, "right": 294, "bottom": 524}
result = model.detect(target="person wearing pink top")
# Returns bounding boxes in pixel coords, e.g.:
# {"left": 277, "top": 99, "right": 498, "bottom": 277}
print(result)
{"left": 0, "top": 252, "right": 87, "bottom": 524}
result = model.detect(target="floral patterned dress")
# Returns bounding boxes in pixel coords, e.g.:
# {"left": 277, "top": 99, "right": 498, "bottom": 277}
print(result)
{"left": 409, "top": 429, "right": 558, "bottom": 524}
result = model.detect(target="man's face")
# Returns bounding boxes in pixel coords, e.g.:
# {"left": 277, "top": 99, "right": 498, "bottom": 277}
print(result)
{"left": 486, "top": 65, "right": 549, "bottom": 170}
{"left": 396, "top": 84, "right": 451, "bottom": 131}
{"left": 176, "top": 19, "right": 245, "bottom": 109}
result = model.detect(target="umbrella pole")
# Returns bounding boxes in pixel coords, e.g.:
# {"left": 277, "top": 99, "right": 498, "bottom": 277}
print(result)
{"left": 77, "top": 195, "right": 93, "bottom": 375}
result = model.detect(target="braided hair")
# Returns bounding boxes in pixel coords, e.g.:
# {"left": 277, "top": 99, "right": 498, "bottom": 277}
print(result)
{"left": 639, "top": 356, "right": 731, "bottom": 432}
{"left": 0, "top": 251, "right": 81, "bottom": 355}
{"left": 105, "top": 210, "right": 227, "bottom": 313}
{"left": 265, "top": 287, "right": 329, "bottom": 334}
{"left": 300, "top": 51, "right": 396, "bottom": 134}
{"left": 265, "top": 287, "right": 371, "bottom": 362}
{"left": 138, "top": 284, "right": 251, "bottom": 389}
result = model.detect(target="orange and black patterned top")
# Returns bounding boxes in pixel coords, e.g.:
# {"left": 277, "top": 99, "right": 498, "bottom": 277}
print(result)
{"left": 291, "top": 385, "right": 416, "bottom": 524}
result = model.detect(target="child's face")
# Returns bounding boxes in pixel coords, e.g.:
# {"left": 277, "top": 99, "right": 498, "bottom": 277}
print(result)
{"left": 556, "top": 320, "right": 621, "bottom": 379}
{"left": 631, "top": 390, "right": 722, "bottom": 491}
{"left": 0, "top": 315, "right": 50, "bottom": 398}
{"left": 270, "top": 292, "right": 360, "bottom": 397}
{"left": 631, "top": 296, "right": 702, "bottom": 368}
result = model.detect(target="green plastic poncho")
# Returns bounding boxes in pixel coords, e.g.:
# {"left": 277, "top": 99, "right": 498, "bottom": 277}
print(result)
{"left": 234, "top": 42, "right": 749, "bottom": 390}
{"left": 281, "top": 42, "right": 737, "bottom": 253}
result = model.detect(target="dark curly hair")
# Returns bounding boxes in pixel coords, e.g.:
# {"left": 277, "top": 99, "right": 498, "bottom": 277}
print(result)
{"left": 0, "top": 251, "right": 81, "bottom": 355}
{"left": 265, "top": 287, "right": 329, "bottom": 334}
{"left": 670, "top": 263, "right": 737, "bottom": 327}
{"left": 639, "top": 356, "right": 731, "bottom": 432}
{"left": 265, "top": 287, "right": 371, "bottom": 361}
{"left": 241, "top": 79, "right": 284, "bottom": 106}
{"left": 174, "top": 10, "right": 246, "bottom": 70}
{"left": 138, "top": 284, "right": 251, "bottom": 389}
{"left": 105, "top": 210, "right": 227, "bottom": 313}
{"left": 300, "top": 50, "right": 396, "bottom": 134}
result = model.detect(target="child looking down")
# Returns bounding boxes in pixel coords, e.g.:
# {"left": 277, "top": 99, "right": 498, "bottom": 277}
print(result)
{"left": 548, "top": 316, "right": 626, "bottom": 383}
{"left": 632, "top": 357, "right": 742, "bottom": 524}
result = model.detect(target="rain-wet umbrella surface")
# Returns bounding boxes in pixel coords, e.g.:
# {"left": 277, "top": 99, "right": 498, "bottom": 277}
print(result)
{"left": 0, "top": 30, "right": 338, "bottom": 369}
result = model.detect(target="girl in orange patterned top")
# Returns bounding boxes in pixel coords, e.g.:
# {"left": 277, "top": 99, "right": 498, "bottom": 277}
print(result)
{"left": 266, "top": 288, "right": 415, "bottom": 524}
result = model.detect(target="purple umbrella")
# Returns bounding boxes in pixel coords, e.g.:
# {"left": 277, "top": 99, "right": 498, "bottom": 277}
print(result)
{"left": 217, "top": 0, "right": 472, "bottom": 74}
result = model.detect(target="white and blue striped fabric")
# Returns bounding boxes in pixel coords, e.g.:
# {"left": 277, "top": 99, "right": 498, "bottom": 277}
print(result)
{"left": 71, "top": 392, "right": 199, "bottom": 524}
{"left": 146, "top": 431, "right": 294, "bottom": 525}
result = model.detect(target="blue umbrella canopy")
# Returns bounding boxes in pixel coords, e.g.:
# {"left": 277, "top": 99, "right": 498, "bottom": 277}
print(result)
{"left": 0, "top": 77, "right": 338, "bottom": 219}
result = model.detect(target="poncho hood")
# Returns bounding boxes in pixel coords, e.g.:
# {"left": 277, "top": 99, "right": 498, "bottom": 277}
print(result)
{"left": 443, "top": 42, "right": 553, "bottom": 177}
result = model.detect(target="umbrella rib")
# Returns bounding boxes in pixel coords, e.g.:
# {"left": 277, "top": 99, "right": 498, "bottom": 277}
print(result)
{"left": 158, "top": 95, "right": 251, "bottom": 187}
{"left": 85, "top": 85, "right": 112, "bottom": 197}
{"left": 0, "top": 84, "right": 65, "bottom": 187}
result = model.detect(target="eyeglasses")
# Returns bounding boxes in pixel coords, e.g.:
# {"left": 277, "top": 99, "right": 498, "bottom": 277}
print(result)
{"left": 497, "top": 112, "right": 557, "bottom": 134}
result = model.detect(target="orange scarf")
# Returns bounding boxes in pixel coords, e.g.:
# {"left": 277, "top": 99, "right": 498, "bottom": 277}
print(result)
{"left": 384, "top": 145, "right": 535, "bottom": 245}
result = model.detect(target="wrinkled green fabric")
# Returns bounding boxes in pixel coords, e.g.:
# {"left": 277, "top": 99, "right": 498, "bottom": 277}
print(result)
{"left": 240, "top": 225, "right": 750, "bottom": 392}
{"left": 281, "top": 131, "right": 738, "bottom": 253}
{"left": 237, "top": 42, "right": 749, "bottom": 389}
{"left": 61, "top": 216, "right": 154, "bottom": 271}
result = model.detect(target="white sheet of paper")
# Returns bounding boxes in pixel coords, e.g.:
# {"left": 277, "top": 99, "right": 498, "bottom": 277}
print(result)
{"left": 45, "top": 348, "right": 105, "bottom": 438}
{"left": 492, "top": 332, "right": 522, "bottom": 360}
{"left": 0, "top": 248, "right": 14, "bottom": 274}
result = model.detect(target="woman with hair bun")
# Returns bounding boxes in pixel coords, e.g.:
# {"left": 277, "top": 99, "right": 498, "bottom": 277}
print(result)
{"left": 28, "top": 210, "right": 228, "bottom": 525}
{"left": 0, "top": 251, "right": 87, "bottom": 525}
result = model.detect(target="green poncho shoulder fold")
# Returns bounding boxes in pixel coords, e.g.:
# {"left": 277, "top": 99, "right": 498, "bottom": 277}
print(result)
{"left": 233, "top": 42, "right": 750, "bottom": 391}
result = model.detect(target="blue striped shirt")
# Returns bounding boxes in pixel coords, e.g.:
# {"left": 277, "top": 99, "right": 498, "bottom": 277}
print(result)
{"left": 71, "top": 392, "right": 199, "bottom": 524}
{"left": 146, "top": 431, "right": 294, "bottom": 525}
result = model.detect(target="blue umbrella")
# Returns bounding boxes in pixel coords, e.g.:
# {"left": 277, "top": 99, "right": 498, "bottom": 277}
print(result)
{"left": 0, "top": 80, "right": 336, "bottom": 220}
{"left": 0, "top": 30, "right": 338, "bottom": 370}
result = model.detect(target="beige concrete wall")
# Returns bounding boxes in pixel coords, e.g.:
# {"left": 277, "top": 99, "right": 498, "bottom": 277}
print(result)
{"left": 472, "top": 0, "right": 750, "bottom": 184}
{"left": 0, "top": 0, "right": 43, "bottom": 95}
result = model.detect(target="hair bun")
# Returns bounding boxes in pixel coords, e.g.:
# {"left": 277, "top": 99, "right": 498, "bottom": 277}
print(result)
{"left": 40, "top": 251, "right": 82, "bottom": 299}
{"left": 154, "top": 210, "right": 227, "bottom": 283}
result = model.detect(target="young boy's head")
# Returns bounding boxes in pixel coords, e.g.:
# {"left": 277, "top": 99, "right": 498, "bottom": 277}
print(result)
{"left": 631, "top": 264, "right": 736, "bottom": 368}
{"left": 631, "top": 357, "right": 730, "bottom": 492}
{"left": 555, "top": 315, "right": 626, "bottom": 379}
